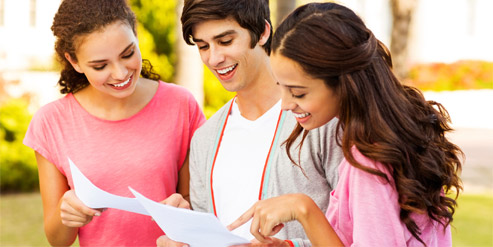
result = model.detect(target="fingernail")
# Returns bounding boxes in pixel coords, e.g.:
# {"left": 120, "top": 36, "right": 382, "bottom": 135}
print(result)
{"left": 95, "top": 212, "right": 101, "bottom": 216}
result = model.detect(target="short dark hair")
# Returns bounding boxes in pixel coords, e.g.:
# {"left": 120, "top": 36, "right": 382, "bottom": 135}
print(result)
{"left": 181, "top": 0, "right": 272, "bottom": 55}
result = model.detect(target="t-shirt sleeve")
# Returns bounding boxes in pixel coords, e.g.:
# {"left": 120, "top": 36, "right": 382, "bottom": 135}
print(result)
{"left": 345, "top": 157, "right": 407, "bottom": 246}
{"left": 23, "top": 107, "right": 55, "bottom": 165}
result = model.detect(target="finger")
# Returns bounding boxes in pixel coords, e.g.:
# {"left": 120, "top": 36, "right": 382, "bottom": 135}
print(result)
{"left": 63, "top": 190, "right": 101, "bottom": 216}
{"left": 156, "top": 235, "right": 189, "bottom": 247}
{"left": 269, "top": 223, "right": 284, "bottom": 236}
{"left": 61, "top": 215, "right": 93, "bottom": 228}
{"left": 161, "top": 194, "right": 183, "bottom": 208}
{"left": 227, "top": 207, "right": 255, "bottom": 231}
{"left": 177, "top": 199, "right": 190, "bottom": 209}
{"left": 250, "top": 212, "right": 267, "bottom": 243}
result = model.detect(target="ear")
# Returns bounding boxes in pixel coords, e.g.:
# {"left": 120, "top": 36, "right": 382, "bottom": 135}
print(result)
{"left": 64, "top": 52, "right": 83, "bottom": 73}
{"left": 258, "top": 20, "right": 271, "bottom": 46}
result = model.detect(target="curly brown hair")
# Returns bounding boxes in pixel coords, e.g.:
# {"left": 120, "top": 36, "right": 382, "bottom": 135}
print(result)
{"left": 274, "top": 3, "right": 463, "bottom": 245}
{"left": 52, "top": 0, "right": 160, "bottom": 94}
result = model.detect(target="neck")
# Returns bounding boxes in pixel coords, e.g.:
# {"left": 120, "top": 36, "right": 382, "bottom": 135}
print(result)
{"left": 74, "top": 78, "right": 157, "bottom": 120}
{"left": 235, "top": 77, "right": 280, "bottom": 120}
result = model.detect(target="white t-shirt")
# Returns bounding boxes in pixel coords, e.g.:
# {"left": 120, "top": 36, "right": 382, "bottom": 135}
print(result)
{"left": 212, "top": 99, "right": 282, "bottom": 240}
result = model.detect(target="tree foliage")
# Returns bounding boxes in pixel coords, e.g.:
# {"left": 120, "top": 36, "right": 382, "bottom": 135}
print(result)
{"left": 130, "top": 0, "right": 176, "bottom": 82}
{"left": 0, "top": 99, "right": 38, "bottom": 193}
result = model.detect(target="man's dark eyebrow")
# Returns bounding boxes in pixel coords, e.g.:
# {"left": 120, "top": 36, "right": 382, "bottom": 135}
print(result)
{"left": 285, "top": 85, "right": 307, "bottom": 89}
{"left": 88, "top": 43, "right": 134, "bottom": 64}
{"left": 192, "top": 30, "right": 237, "bottom": 43}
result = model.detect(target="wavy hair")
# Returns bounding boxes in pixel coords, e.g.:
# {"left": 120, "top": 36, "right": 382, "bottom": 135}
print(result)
{"left": 52, "top": 0, "right": 160, "bottom": 94}
{"left": 274, "top": 3, "right": 463, "bottom": 245}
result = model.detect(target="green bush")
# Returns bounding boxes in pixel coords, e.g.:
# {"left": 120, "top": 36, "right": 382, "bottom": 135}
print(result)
{"left": 0, "top": 99, "right": 38, "bottom": 193}
{"left": 203, "top": 66, "right": 235, "bottom": 119}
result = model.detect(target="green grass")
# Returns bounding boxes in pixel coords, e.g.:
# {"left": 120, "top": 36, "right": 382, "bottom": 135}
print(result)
{"left": 452, "top": 192, "right": 493, "bottom": 247}
{"left": 0, "top": 193, "right": 50, "bottom": 246}
{"left": 1, "top": 192, "right": 492, "bottom": 246}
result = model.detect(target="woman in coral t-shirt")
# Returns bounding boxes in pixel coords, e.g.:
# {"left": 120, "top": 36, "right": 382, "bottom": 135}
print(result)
{"left": 23, "top": 0, "right": 204, "bottom": 246}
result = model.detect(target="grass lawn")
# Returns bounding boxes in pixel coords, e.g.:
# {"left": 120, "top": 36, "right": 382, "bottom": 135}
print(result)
{"left": 1, "top": 192, "right": 492, "bottom": 246}
{"left": 452, "top": 192, "right": 493, "bottom": 247}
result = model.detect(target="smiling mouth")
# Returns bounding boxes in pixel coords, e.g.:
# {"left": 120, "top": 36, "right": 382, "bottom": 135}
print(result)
{"left": 216, "top": 64, "right": 237, "bottom": 75}
{"left": 293, "top": 112, "right": 311, "bottom": 118}
{"left": 112, "top": 76, "right": 131, "bottom": 88}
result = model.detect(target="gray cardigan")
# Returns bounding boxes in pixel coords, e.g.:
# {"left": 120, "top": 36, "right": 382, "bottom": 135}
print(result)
{"left": 189, "top": 99, "right": 343, "bottom": 246}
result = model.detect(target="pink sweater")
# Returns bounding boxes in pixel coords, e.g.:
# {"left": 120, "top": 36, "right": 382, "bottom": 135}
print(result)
{"left": 24, "top": 81, "right": 205, "bottom": 246}
{"left": 326, "top": 147, "right": 451, "bottom": 246}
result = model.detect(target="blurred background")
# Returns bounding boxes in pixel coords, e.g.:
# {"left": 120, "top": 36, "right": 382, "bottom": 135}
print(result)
{"left": 1, "top": 0, "right": 492, "bottom": 246}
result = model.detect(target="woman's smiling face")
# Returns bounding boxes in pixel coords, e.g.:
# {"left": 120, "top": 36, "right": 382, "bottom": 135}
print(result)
{"left": 270, "top": 52, "right": 340, "bottom": 130}
{"left": 66, "top": 21, "right": 142, "bottom": 99}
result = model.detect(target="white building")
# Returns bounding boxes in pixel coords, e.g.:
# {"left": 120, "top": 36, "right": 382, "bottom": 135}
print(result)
{"left": 0, "top": 0, "right": 492, "bottom": 110}
{"left": 0, "top": 0, "right": 61, "bottom": 71}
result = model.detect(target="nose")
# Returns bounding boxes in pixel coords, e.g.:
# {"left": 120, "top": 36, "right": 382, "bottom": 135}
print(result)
{"left": 207, "top": 46, "right": 225, "bottom": 67}
{"left": 111, "top": 62, "right": 128, "bottom": 80}
{"left": 280, "top": 90, "right": 296, "bottom": 111}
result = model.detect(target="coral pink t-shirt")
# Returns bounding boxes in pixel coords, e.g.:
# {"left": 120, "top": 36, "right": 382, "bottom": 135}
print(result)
{"left": 24, "top": 81, "right": 205, "bottom": 246}
{"left": 326, "top": 147, "right": 451, "bottom": 247}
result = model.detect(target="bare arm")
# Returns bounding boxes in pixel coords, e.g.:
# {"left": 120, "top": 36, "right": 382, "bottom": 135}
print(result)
{"left": 177, "top": 152, "right": 190, "bottom": 204}
{"left": 35, "top": 152, "right": 100, "bottom": 246}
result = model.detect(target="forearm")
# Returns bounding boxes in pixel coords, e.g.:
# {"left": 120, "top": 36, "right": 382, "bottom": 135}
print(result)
{"left": 296, "top": 194, "right": 343, "bottom": 247}
{"left": 44, "top": 199, "right": 78, "bottom": 246}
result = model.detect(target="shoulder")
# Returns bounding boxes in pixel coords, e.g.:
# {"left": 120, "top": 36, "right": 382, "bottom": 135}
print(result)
{"left": 31, "top": 95, "right": 72, "bottom": 123}
{"left": 157, "top": 81, "right": 196, "bottom": 100}
{"left": 191, "top": 100, "right": 232, "bottom": 142}
{"left": 343, "top": 146, "right": 392, "bottom": 182}
{"left": 152, "top": 81, "right": 202, "bottom": 113}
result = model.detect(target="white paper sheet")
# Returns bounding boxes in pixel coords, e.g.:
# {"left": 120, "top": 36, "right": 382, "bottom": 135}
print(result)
{"left": 129, "top": 187, "right": 250, "bottom": 247}
{"left": 69, "top": 158, "right": 250, "bottom": 247}
{"left": 68, "top": 158, "right": 149, "bottom": 215}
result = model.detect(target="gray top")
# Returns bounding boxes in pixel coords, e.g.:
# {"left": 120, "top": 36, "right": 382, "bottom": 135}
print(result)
{"left": 189, "top": 99, "right": 343, "bottom": 247}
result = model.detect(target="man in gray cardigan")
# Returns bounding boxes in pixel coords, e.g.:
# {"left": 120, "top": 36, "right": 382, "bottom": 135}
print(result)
{"left": 157, "top": 0, "right": 343, "bottom": 246}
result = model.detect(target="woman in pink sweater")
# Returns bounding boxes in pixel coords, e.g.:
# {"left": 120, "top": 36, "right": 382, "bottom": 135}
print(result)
{"left": 229, "top": 2, "right": 463, "bottom": 246}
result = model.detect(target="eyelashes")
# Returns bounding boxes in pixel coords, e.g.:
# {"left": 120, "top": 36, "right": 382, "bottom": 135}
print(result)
{"left": 92, "top": 50, "right": 135, "bottom": 71}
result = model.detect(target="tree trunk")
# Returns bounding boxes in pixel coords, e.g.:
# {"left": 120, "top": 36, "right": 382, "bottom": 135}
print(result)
{"left": 175, "top": 0, "right": 204, "bottom": 107}
{"left": 390, "top": 0, "right": 416, "bottom": 80}
{"left": 275, "top": 0, "right": 296, "bottom": 28}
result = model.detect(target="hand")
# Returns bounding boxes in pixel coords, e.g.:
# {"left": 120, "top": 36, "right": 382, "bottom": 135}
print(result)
{"left": 156, "top": 235, "right": 189, "bottom": 247}
{"left": 160, "top": 193, "right": 190, "bottom": 209}
{"left": 250, "top": 237, "right": 290, "bottom": 247}
{"left": 229, "top": 237, "right": 290, "bottom": 247}
{"left": 60, "top": 190, "right": 103, "bottom": 228}
{"left": 228, "top": 194, "right": 313, "bottom": 243}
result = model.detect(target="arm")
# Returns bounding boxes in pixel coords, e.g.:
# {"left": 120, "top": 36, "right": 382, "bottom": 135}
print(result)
{"left": 159, "top": 151, "right": 191, "bottom": 209}
{"left": 228, "top": 194, "right": 343, "bottom": 247}
{"left": 188, "top": 136, "right": 208, "bottom": 212}
{"left": 35, "top": 152, "right": 100, "bottom": 246}
{"left": 177, "top": 152, "right": 190, "bottom": 203}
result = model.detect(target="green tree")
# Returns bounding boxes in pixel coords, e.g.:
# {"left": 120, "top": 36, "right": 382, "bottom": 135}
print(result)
{"left": 0, "top": 99, "right": 38, "bottom": 193}
{"left": 130, "top": 0, "right": 176, "bottom": 81}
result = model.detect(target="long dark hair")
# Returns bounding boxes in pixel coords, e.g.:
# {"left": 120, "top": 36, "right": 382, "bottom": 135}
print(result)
{"left": 52, "top": 0, "right": 160, "bottom": 94}
{"left": 274, "top": 3, "right": 463, "bottom": 245}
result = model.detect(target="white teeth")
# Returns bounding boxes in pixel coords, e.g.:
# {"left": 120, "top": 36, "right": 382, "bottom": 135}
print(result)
{"left": 217, "top": 64, "right": 237, "bottom": 75}
{"left": 113, "top": 77, "right": 131, "bottom": 87}
{"left": 293, "top": 112, "right": 310, "bottom": 118}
